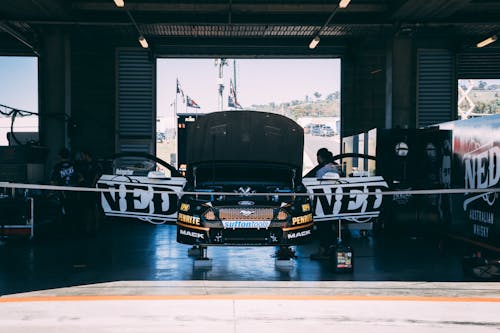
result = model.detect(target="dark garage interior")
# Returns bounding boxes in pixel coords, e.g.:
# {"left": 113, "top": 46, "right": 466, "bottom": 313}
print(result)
{"left": 1, "top": 1, "right": 500, "bottom": 331}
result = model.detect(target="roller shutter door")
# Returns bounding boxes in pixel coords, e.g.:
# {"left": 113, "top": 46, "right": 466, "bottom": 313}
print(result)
{"left": 416, "top": 49, "right": 455, "bottom": 127}
{"left": 457, "top": 48, "right": 500, "bottom": 79}
{"left": 116, "top": 49, "right": 155, "bottom": 154}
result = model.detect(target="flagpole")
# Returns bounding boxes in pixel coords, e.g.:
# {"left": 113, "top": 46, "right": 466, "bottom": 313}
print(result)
{"left": 233, "top": 59, "right": 237, "bottom": 95}
{"left": 175, "top": 78, "right": 178, "bottom": 116}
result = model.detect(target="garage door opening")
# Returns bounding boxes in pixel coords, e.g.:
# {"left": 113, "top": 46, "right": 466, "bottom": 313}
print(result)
{"left": 0, "top": 56, "right": 38, "bottom": 146}
{"left": 156, "top": 58, "right": 341, "bottom": 176}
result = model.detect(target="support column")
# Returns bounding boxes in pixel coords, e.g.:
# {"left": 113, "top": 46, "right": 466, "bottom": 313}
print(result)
{"left": 38, "top": 28, "right": 71, "bottom": 177}
{"left": 391, "top": 36, "right": 416, "bottom": 129}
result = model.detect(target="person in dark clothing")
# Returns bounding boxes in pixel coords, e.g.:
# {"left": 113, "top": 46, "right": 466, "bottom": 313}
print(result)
{"left": 50, "top": 148, "right": 79, "bottom": 235}
{"left": 75, "top": 149, "right": 102, "bottom": 234}
{"left": 50, "top": 148, "right": 77, "bottom": 187}
{"left": 75, "top": 149, "right": 102, "bottom": 188}
{"left": 304, "top": 148, "right": 341, "bottom": 178}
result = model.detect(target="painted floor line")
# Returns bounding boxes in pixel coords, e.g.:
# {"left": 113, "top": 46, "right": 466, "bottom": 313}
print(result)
{"left": 1, "top": 295, "right": 500, "bottom": 303}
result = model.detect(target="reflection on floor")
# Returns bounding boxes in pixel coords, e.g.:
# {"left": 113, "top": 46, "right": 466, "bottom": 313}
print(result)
{"left": 0, "top": 219, "right": 470, "bottom": 295}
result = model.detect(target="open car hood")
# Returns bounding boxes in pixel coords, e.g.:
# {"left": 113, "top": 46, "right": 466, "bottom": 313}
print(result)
{"left": 186, "top": 111, "right": 304, "bottom": 172}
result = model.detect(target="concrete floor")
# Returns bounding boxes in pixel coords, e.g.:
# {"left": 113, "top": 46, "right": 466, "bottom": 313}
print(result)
{"left": 0, "top": 219, "right": 474, "bottom": 295}
{"left": 1, "top": 281, "right": 499, "bottom": 332}
{"left": 1, "top": 220, "right": 499, "bottom": 332}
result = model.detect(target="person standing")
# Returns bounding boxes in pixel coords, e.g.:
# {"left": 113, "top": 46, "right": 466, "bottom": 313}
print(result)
{"left": 306, "top": 148, "right": 341, "bottom": 259}
{"left": 50, "top": 148, "right": 79, "bottom": 235}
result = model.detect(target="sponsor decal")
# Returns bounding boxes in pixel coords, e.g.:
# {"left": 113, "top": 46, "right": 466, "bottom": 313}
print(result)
{"left": 115, "top": 169, "right": 134, "bottom": 175}
{"left": 240, "top": 210, "right": 255, "bottom": 217}
{"left": 235, "top": 186, "right": 255, "bottom": 196}
{"left": 291, "top": 214, "right": 313, "bottom": 225}
{"left": 287, "top": 229, "right": 311, "bottom": 239}
{"left": 393, "top": 190, "right": 412, "bottom": 205}
{"left": 97, "top": 176, "right": 184, "bottom": 223}
{"left": 238, "top": 201, "right": 255, "bottom": 206}
{"left": 179, "top": 229, "right": 205, "bottom": 239}
{"left": 303, "top": 176, "right": 388, "bottom": 222}
{"left": 461, "top": 142, "right": 500, "bottom": 239}
{"left": 463, "top": 145, "right": 500, "bottom": 210}
{"left": 179, "top": 203, "right": 190, "bottom": 212}
{"left": 222, "top": 221, "right": 271, "bottom": 229}
{"left": 177, "top": 213, "right": 200, "bottom": 225}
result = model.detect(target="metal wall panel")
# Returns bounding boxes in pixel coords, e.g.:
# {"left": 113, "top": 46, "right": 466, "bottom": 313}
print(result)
{"left": 457, "top": 48, "right": 500, "bottom": 79}
{"left": 416, "top": 49, "right": 455, "bottom": 127}
{"left": 116, "top": 49, "right": 155, "bottom": 154}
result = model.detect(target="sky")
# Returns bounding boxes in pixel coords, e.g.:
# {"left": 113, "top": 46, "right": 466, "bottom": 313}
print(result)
{"left": 157, "top": 58, "right": 341, "bottom": 119}
{"left": 0, "top": 56, "right": 38, "bottom": 145}
{"left": 0, "top": 56, "right": 38, "bottom": 112}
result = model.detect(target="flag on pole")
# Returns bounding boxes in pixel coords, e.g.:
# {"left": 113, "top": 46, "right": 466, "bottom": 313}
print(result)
{"left": 186, "top": 95, "right": 201, "bottom": 109}
{"left": 228, "top": 79, "right": 242, "bottom": 109}
{"left": 176, "top": 78, "right": 185, "bottom": 102}
{"left": 228, "top": 95, "right": 237, "bottom": 108}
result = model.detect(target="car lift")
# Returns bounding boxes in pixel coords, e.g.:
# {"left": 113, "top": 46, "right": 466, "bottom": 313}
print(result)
{"left": 188, "top": 245, "right": 213, "bottom": 268}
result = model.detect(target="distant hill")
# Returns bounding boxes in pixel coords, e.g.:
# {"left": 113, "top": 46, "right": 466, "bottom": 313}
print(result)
{"left": 249, "top": 94, "right": 340, "bottom": 120}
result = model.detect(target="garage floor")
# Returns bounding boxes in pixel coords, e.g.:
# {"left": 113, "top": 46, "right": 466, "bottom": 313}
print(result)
{"left": 2, "top": 220, "right": 499, "bottom": 332}
{"left": 0, "top": 219, "right": 475, "bottom": 296}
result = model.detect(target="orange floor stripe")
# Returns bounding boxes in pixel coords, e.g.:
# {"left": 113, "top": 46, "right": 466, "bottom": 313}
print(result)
{"left": 1, "top": 295, "right": 499, "bottom": 303}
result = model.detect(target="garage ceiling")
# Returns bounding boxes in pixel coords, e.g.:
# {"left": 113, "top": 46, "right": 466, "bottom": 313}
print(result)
{"left": 1, "top": 0, "right": 500, "bottom": 54}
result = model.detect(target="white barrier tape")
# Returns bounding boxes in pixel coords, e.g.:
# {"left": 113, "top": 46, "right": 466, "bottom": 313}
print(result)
{"left": 1, "top": 181, "right": 500, "bottom": 197}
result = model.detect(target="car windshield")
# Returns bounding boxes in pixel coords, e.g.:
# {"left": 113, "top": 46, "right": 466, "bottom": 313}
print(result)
{"left": 112, "top": 156, "right": 174, "bottom": 177}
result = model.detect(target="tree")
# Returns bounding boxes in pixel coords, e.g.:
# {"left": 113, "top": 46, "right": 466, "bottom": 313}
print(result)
{"left": 313, "top": 92, "right": 322, "bottom": 100}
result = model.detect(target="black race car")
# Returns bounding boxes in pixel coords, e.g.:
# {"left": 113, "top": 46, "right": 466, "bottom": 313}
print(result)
{"left": 176, "top": 110, "right": 313, "bottom": 246}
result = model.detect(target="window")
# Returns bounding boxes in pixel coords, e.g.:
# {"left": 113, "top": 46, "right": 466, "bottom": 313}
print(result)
{"left": 458, "top": 79, "right": 500, "bottom": 119}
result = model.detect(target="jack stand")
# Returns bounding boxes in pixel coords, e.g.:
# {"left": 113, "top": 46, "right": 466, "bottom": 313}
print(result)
{"left": 193, "top": 245, "right": 212, "bottom": 269}
{"left": 275, "top": 246, "right": 296, "bottom": 270}
{"left": 187, "top": 245, "right": 201, "bottom": 257}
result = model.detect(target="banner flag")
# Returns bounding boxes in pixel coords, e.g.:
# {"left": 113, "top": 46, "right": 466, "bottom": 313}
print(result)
{"left": 176, "top": 78, "right": 185, "bottom": 102}
{"left": 186, "top": 95, "right": 201, "bottom": 108}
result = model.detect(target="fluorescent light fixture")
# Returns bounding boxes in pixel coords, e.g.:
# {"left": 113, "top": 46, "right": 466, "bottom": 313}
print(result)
{"left": 339, "top": 0, "right": 351, "bottom": 8}
{"left": 113, "top": 0, "right": 124, "bottom": 7}
{"left": 476, "top": 35, "right": 497, "bottom": 48}
{"left": 138, "top": 36, "right": 149, "bottom": 48}
{"left": 309, "top": 36, "right": 320, "bottom": 49}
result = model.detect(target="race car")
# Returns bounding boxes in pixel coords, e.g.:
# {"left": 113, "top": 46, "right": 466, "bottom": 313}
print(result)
{"left": 176, "top": 110, "right": 313, "bottom": 246}
{"left": 97, "top": 111, "right": 387, "bottom": 247}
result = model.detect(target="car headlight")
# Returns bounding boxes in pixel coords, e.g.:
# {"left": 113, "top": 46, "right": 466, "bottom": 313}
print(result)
{"left": 277, "top": 210, "right": 288, "bottom": 220}
{"left": 203, "top": 209, "right": 216, "bottom": 220}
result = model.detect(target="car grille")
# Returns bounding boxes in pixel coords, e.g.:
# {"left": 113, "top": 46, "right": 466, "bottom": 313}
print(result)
{"left": 218, "top": 208, "right": 274, "bottom": 221}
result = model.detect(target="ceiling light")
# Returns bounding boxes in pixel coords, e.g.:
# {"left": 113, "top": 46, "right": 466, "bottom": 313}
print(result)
{"left": 309, "top": 36, "right": 320, "bottom": 49}
{"left": 476, "top": 35, "right": 497, "bottom": 48}
{"left": 339, "top": 0, "right": 351, "bottom": 8}
{"left": 138, "top": 36, "right": 149, "bottom": 48}
{"left": 113, "top": 0, "right": 124, "bottom": 7}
